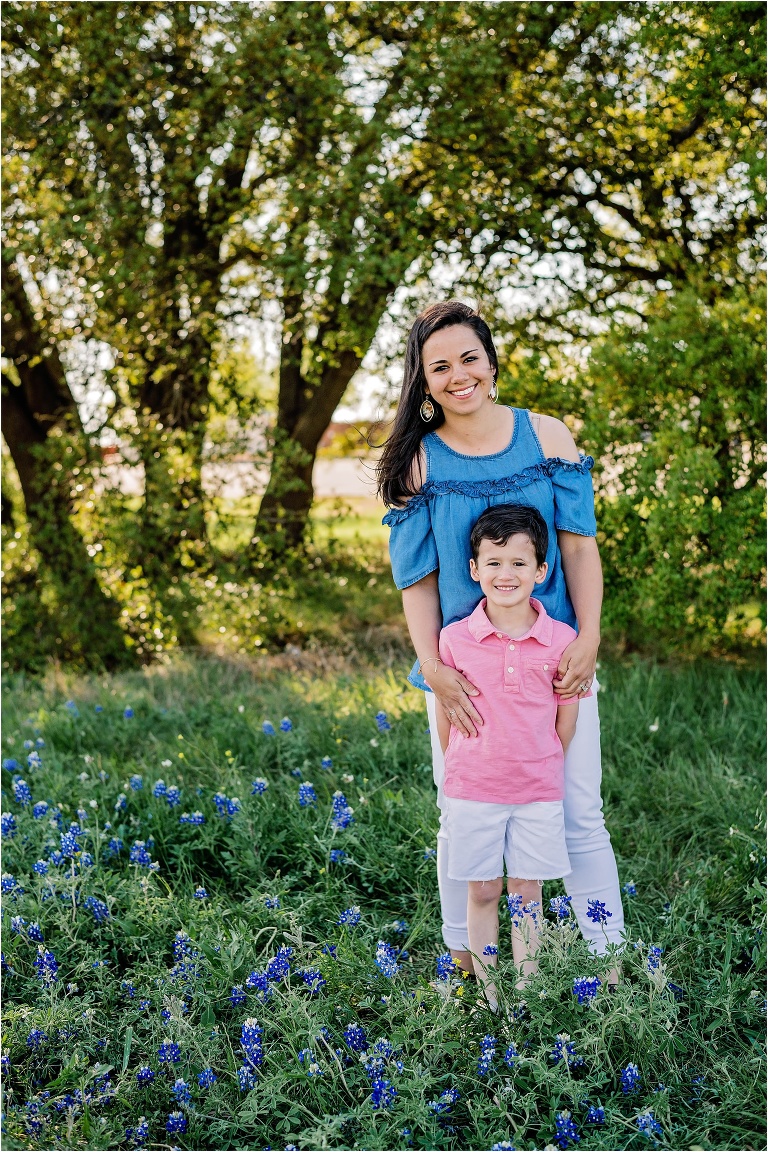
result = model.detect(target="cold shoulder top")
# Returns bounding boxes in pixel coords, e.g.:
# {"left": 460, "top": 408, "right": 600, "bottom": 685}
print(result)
{"left": 382, "top": 407, "right": 597, "bottom": 691}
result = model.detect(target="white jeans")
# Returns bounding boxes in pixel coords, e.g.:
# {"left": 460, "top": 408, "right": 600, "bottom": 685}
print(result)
{"left": 426, "top": 683, "right": 625, "bottom": 955}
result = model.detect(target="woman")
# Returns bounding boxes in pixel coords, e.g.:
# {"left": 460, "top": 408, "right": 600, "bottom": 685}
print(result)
{"left": 377, "top": 301, "right": 624, "bottom": 973}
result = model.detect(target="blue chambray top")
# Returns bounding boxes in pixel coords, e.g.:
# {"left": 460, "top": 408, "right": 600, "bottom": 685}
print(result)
{"left": 382, "top": 408, "right": 597, "bottom": 691}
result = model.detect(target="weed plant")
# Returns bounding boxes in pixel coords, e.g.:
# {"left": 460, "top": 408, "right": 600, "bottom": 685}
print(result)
{"left": 1, "top": 655, "right": 765, "bottom": 1150}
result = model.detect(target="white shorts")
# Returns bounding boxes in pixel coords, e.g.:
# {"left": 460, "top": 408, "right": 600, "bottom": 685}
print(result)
{"left": 444, "top": 796, "right": 572, "bottom": 883}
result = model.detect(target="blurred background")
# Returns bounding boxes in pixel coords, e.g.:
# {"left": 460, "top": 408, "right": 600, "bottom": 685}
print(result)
{"left": 2, "top": 0, "right": 765, "bottom": 672}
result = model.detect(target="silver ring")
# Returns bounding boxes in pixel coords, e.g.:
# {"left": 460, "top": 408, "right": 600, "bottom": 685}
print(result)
{"left": 448, "top": 708, "right": 457, "bottom": 717}
{"left": 579, "top": 680, "right": 591, "bottom": 693}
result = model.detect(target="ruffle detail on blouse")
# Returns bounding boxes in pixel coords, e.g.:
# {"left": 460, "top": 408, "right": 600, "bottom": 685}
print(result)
{"left": 382, "top": 455, "right": 594, "bottom": 526}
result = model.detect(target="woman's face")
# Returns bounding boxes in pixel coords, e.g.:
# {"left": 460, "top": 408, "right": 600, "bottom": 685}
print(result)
{"left": 421, "top": 324, "right": 495, "bottom": 418}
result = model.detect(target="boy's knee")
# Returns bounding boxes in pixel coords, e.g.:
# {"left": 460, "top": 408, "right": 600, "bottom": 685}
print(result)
{"left": 468, "top": 877, "right": 504, "bottom": 905}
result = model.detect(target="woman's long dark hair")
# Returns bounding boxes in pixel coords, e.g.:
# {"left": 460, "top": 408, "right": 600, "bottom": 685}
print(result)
{"left": 376, "top": 301, "right": 499, "bottom": 507}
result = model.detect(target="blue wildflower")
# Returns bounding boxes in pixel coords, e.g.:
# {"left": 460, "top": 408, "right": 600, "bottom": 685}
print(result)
{"left": 331, "top": 790, "right": 354, "bottom": 830}
{"left": 245, "top": 969, "right": 271, "bottom": 1000}
{"left": 622, "top": 880, "right": 637, "bottom": 897}
{"left": 33, "top": 946, "right": 58, "bottom": 985}
{"left": 298, "top": 1047, "right": 322, "bottom": 1076}
{"left": 503, "top": 1041, "right": 519, "bottom": 1068}
{"left": 329, "top": 849, "right": 346, "bottom": 863}
{"left": 391, "top": 919, "right": 409, "bottom": 935}
{"left": 129, "top": 775, "right": 143, "bottom": 791}
{"left": 586, "top": 899, "right": 612, "bottom": 925}
{"left": 241, "top": 1018, "right": 264, "bottom": 1068}
{"left": 33, "top": 860, "right": 49, "bottom": 876}
{"left": 298, "top": 782, "right": 317, "bottom": 807}
{"left": 26, "top": 1028, "right": 48, "bottom": 1049}
{"left": 194, "top": 886, "right": 207, "bottom": 899}
{"left": 551, "top": 1034, "right": 584, "bottom": 1067}
{"left": 65, "top": 700, "right": 79, "bottom": 714}
{"left": 165, "top": 1111, "right": 186, "bottom": 1134}
{"left": 129, "top": 841, "right": 153, "bottom": 868}
{"left": 179, "top": 811, "right": 206, "bottom": 825}
{"left": 290, "top": 767, "right": 303, "bottom": 779}
{"left": 554, "top": 1109, "right": 580, "bottom": 1149}
{"left": 32, "top": 801, "right": 49, "bottom": 820}
{"left": 435, "top": 952, "right": 458, "bottom": 980}
{"left": 507, "top": 892, "right": 524, "bottom": 925}
{"left": 114, "top": 793, "right": 127, "bottom": 813}
{"left": 124, "top": 707, "right": 134, "bottom": 719}
{"left": 79, "top": 851, "right": 94, "bottom": 870}
{"left": 279, "top": 717, "right": 293, "bottom": 732}
{"left": 374, "top": 940, "right": 400, "bottom": 977}
{"left": 321, "top": 756, "right": 333, "bottom": 769}
{"left": 171, "top": 1078, "right": 191, "bottom": 1105}
{"left": 264, "top": 896, "right": 280, "bottom": 909}
{"left": 28, "top": 922, "right": 44, "bottom": 943}
{"left": 103, "top": 836, "right": 124, "bottom": 858}
{"left": 1, "top": 813, "right": 17, "bottom": 839}
{"left": 152, "top": 780, "right": 167, "bottom": 798}
{"left": 477, "top": 1034, "right": 496, "bottom": 1076}
{"left": 27, "top": 750, "right": 42, "bottom": 769}
{"left": 621, "top": 1062, "right": 641, "bottom": 1093}
{"left": 83, "top": 896, "right": 110, "bottom": 924}
{"left": 95, "top": 705, "right": 104, "bottom": 713}
{"left": 300, "top": 968, "right": 326, "bottom": 994}
{"left": 572, "top": 976, "right": 601, "bottom": 1004}
{"left": 10, "top": 915, "right": 26, "bottom": 934}
{"left": 491, "top": 1143, "right": 516, "bottom": 1151}
{"left": 647, "top": 946, "right": 664, "bottom": 971}
{"left": 125, "top": 1117, "right": 149, "bottom": 1146}
{"left": 13, "top": 779, "right": 32, "bottom": 806}
{"left": 429, "top": 1087, "right": 459, "bottom": 1114}
{"left": 343, "top": 1023, "right": 368, "bottom": 1052}
{"left": 139, "top": 1000, "right": 150, "bottom": 1011}
{"left": 136, "top": 1067, "right": 155, "bottom": 1084}
{"left": 230, "top": 985, "right": 246, "bottom": 1006}
{"left": 549, "top": 894, "right": 573, "bottom": 920}
{"left": 198, "top": 1067, "right": 216, "bottom": 1088}
{"left": 165, "top": 786, "right": 181, "bottom": 808}
{"left": 238, "top": 1064, "right": 258, "bottom": 1091}
{"left": 586, "top": 1104, "right": 605, "bottom": 1124}
{"left": 2, "top": 759, "right": 19, "bottom": 770}
{"left": 370, "top": 1076, "right": 397, "bottom": 1109}
{"left": 636, "top": 1109, "right": 662, "bottom": 1138}
{"left": 60, "top": 830, "right": 80, "bottom": 857}
{"left": 265, "top": 945, "right": 293, "bottom": 982}
{"left": 251, "top": 778, "right": 268, "bottom": 794}
{"left": 374, "top": 710, "right": 391, "bottom": 732}
{"left": 337, "top": 906, "right": 361, "bottom": 927}
{"left": 483, "top": 944, "right": 499, "bottom": 956}
{"left": 261, "top": 721, "right": 275, "bottom": 736}
{"left": 158, "top": 1041, "right": 181, "bottom": 1065}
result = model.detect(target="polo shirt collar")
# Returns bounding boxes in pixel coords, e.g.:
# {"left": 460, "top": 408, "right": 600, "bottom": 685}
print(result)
{"left": 467, "top": 596, "right": 554, "bottom": 646}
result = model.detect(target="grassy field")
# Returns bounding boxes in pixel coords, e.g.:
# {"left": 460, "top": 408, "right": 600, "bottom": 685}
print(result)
{"left": 1, "top": 651, "right": 765, "bottom": 1151}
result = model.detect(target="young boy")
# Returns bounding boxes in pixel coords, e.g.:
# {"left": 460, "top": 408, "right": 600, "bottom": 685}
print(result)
{"left": 436, "top": 504, "right": 588, "bottom": 1008}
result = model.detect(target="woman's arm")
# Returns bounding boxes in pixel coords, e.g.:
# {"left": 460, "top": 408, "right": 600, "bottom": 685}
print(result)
{"left": 401, "top": 573, "right": 484, "bottom": 737}
{"left": 536, "top": 413, "right": 602, "bottom": 696}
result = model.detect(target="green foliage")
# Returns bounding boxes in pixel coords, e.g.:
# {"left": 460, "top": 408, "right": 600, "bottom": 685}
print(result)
{"left": 1, "top": 654, "right": 765, "bottom": 1149}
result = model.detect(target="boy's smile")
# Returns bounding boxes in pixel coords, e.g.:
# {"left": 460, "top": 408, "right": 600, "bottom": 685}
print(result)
{"left": 470, "top": 533, "right": 547, "bottom": 620}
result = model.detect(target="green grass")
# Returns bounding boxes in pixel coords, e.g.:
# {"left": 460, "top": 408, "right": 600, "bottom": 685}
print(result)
{"left": 1, "top": 653, "right": 765, "bottom": 1151}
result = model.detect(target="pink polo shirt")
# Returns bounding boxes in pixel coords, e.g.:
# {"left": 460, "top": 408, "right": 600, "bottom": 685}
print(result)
{"left": 439, "top": 597, "right": 589, "bottom": 804}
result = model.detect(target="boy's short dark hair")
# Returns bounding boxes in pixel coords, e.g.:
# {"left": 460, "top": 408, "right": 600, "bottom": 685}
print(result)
{"left": 470, "top": 504, "right": 549, "bottom": 567}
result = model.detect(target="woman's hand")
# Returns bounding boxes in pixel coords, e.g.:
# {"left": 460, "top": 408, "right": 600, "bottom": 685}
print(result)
{"left": 554, "top": 631, "right": 599, "bottom": 697}
{"left": 423, "top": 661, "right": 483, "bottom": 738}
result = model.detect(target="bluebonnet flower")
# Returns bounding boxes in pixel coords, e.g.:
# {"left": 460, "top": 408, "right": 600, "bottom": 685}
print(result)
{"left": 586, "top": 899, "right": 612, "bottom": 925}
{"left": 370, "top": 1077, "right": 397, "bottom": 1109}
{"left": 636, "top": 1109, "right": 662, "bottom": 1138}
{"left": 28, "top": 922, "right": 44, "bottom": 943}
{"left": 337, "top": 906, "right": 361, "bottom": 927}
{"left": 264, "top": 896, "right": 280, "bottom": 909}
{"left": 262, "top": 721, "right": 275, "bottom": 736}
{"left": 198, "top": 1067, "right": 216, "bottom": 1088}
{"left": 83, "top": 896, "right": 110, "bottom": 924}
{"left": 32, "top": 801, "right": 49, "bottom": 820}
{"left": 391, "top": 919, "right": 409, "bottom": 935}
{"left": 507, "top": 892, "right": 524, "bottom": 926}
{"left": 33, "top": 859, "right": 49, "bottom": 876}
{"left": 429, "top": 1087, "right": 459, "bottom": 1113}
{"left": 423, "top": 846, "right": 436, "bottom": 859}
{"left": 265, "top": 945, "right": 293, "bottom": 981}
{"left": 48, "top": 849, "right": 64, "bottom": 867}
{"left": 238, "top": 1065, "right": 257, "bottom": 1091}
{"left": 622, "top": 880, "right": 637, "bottom": 897}
{"left": 139, "top": 999, "right": 150, "bottom": 1011}
{"left": 647, "top": 946, "right": 664, "bottom": 971}
{"left": 554, "top": 1109, "right": 580, "bottom": 1149}
{"left": 36, "top": 737, "right": 45, "bottom": 747}
{"left": 297, "top": 1048, "right": 322, "bottom": 1076}
{"left": 300, "top": 968, "right": 326, "bottom": 994}
{"left": 27, "top": 750, "right": 42, "bottom": 769}
{"left": 79, "top": 851, "right": 94, "bottom": 870}
{"left": 122, "top": 981, "right": 137, "bottom": 1000}
{"left": 549, "top": 894, "right": 573, "bottom": 920}
{"left": 251, "top": 778, "right": 268, "bottom": 794}
{"left": 26, "top": 1028, "right": 48, "bottom": 1049}
{"left": 477, "top": 1034, "right": 496, "bottom": 1077}
{"left": 331, "top": 790, "right": 354, "bottom": 830}
{"left": 483, "top": 944, "right": 498, "bottom": 956}
{"left": 585, "top": 1104, "right": 605, "bottom": 1124}
{"left": 11, "top": 915, "right": 26, "bottom": 934}
{"left": 125, "top": 1117, "right": 149, "bottom": 1146}
{"left": 298, "top": 782, "right": 317, "bottom": 807}
{"left": 279, "top": 717, "right": 293, "bottom": 732}
{"left": 98, "top": 769, "right": 109, "bottom": 782}
{"left": 65, "top": 700, "right": 79, "bottom": 714}
{"left": 572, "top": 976, "right": 601, "bottom": 1004}
{"left": 166, "top": 1111, "right": 187, "bottom": 1134}
{"left": 2, "top": 758, "right": 19, "bottom": 770}
{"left": 241, "top": 1018, "right": 264, "bottom": 1068}
{"left": 290, "top": 767, "right": 303, "bottom": 779}
{"left": 230, "top": 985, "right": 246, "bottom": 1006}
{"left": 60, "top": 830, "right": 80, "bottom": 857}
{"left": 321, "top": 756, "right": 333, "bottom": 769}
{"left": 245, "top": 969, "right": 271, "bottom": 1000}
{"left": 129, "top": 841, "right": 153, "bottom": 868}
{"left": 171, "top": 1078, "right": 191, "bottom": 1105}
{"left": 329, "top": 849, "right": 346, "bottom": 863}
{"left": 23, "top": 740, "right": 33, "bottom": 750}
{"left": 0, "top": 1051, "right": 10, "bottom": 1074}
{"left": 136, "top": 1066, "right": 155, "bottom": 1084}
{"left": 343, "top": 1024, "right": 368, "bottom": 1052}
{"left": 503, "top": 1041, "right": 519, "bottom": 1068}
{"left": 33, "top": 946, "right": 58, "bottom": 985}
{"left": 129, "top": 775, "right": 143, "bottom": 791}
{"left": 491, "top": 1143, "right": 516, "bottom": 1151}
{"left": 158, "top": 1041, "right": 181, "bottom": 1065}
{"left": 621, "top": 1062, "right": 641, "bottom": 1093}
{"left": 1, "top": 873, "right": 18, "bottom": 894}
{"left": 194, "top": 886, "right": 207, "bottom": 899}
{"left": 321, "top": 943, "right": 337, "bottom": 958}
{"left": 165, "top": 786, "right": 181, "bottom": 808}
{"left": 77, "top": 807, "right": 88, "bottom": 824}
{"left": 550, "top": 1034, "right": 584, "bottom": 1067}
{"left": 1, "top": 813, "right": 17, "bottom": 839}
{"left": 374, "top": 710, "right": 391, "bottom": 732}
{"left": 13, "top": 778, "right": 32, "bottom": 806}
{"left": 374, "top": 940, "right": 400, "bottom": 977}
{"left": 95, "top": 705, "right": 104, "bottom": 713}
{"left": 179, "top": 811, "right": 206, "bottom": 825}
{"left": 103, "top": 836, "right": 124, "bottom": 859}
{"left": 114, "top": 793, "right": 128, "bottom": 813}
{"left": 435, "top": 952, "right": 459, "bottom": 980}
{"left": 153, "top": 780, "right": 167, "bottom": 798}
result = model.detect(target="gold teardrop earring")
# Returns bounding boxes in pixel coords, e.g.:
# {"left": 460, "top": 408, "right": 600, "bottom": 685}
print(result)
{"left": 420, "top": 394, "right": 436, "bottom": 422}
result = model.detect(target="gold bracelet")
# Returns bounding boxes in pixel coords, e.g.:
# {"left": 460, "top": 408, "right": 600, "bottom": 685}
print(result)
{"left": 418, "top": 657, "right": 442, "bottom": 675}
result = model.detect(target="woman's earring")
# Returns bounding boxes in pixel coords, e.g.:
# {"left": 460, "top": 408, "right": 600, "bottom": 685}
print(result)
{"left": 489, "top": 374, "right": 498, "bottom": 402}
{"left": 420, "top": 395, "right": 435, "bottom": 422}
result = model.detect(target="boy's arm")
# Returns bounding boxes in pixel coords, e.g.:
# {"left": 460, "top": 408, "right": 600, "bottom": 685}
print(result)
{"left": 435, "top": 706, "right": 451, "bottom": 756}
{"left": 555, "top": 698, "right": 579, "bottom": 754}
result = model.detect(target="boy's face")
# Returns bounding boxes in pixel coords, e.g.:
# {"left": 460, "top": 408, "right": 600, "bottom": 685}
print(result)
{"left": 469, "top": 533, "right": 547, "bottom": 610}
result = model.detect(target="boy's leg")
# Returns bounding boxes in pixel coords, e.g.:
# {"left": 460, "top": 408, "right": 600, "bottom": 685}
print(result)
{"left": 467, "top": 877, "right": 504, "bottom": 1011}
{"left": 507, "top": 877, "right": 543, "bottom": 987}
